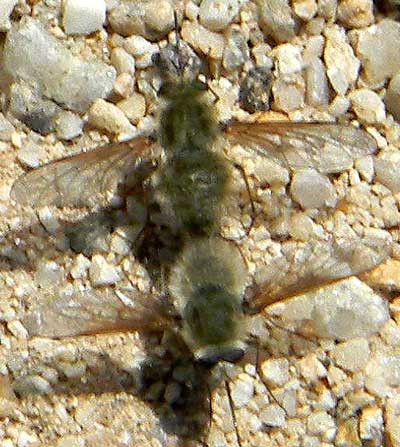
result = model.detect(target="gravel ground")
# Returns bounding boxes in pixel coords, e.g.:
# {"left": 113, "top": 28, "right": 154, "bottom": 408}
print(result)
{"left": 1, "top": 1, "right": 400, "bottom": 446}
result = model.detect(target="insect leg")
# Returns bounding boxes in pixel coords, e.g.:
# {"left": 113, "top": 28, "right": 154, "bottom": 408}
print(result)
{"left": 232, "top": 162, "right": 256, "bottom": 237}
{"left": 224, "top": 378, "right": 243, "bottom": 447}
{"left": 255, "top": 342, "right": 288, "bottom": 418}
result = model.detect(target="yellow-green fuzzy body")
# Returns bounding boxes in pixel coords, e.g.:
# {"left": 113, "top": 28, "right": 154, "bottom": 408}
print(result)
{"left": 169, "top": 238, "right": 248, "bottom": 363}
{"left": 156, "top": 82, "right": 230, "bottom": 234}
{"left": 183, "top": 283, "right": 242, "bottom": 346}
{"left": 159, "top": 83, "right": 217, "bottom": 153}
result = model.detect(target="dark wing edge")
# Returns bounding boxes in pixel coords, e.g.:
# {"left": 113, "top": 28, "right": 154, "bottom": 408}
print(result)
{"left": 11, "top": 137, "right": 155, "bottom": 208}
{"left": 248, "top": 232, "right": 393, "bottom": 313}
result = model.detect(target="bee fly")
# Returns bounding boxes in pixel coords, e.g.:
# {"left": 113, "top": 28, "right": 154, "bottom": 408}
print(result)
{"left": 9, "top": 19, "right": 393, "bottom": 447}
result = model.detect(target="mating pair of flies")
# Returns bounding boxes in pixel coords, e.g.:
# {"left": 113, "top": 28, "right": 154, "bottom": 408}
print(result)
{"left": 9, "top": 38, "right": 392, "bottom": 446}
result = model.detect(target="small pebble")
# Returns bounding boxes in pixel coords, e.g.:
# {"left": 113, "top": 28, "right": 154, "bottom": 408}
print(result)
{"left": 114, "top": 73, "right": 134, "bottom": 98}
{"left": 257, "top": 0, "right": 296, "bottom": 43}
{"left": 17, "top": 141, "right": 46, "bottom": 168}
{"left": 324, "top": 25, "right": 360, "bottom": 95}
{"left": 117, "top": 93, "right": 146, "bottom": 124}
{"left": 0, "top": 0, "right": 17, "bottom": 32}
{"left": 17, "top": 431, "right": 38, "bottom": 447}
{"left": 329, "top": 95, "right": 350, "bottom": 116}
{"left": 311, "top": 277, "right": 390, "bottom": 340}
{"left": 305, "top": 58, "right": 329, "bottom": 106}
{"left": 0, "top": 302, "right": 16, "bottom": 322}
{"left": 56, "top": 361, "right": 86, "bottom": 379}
{"left": 359, "top": 406, "right": 383, "bottom": 441}
{"left": 288, "top": 213, "right": 318, "bottom": 240}
{"left": 185, "top": 1, "right": 200, "bottom": 21}
{"left": 290, "top": 169, "right": 337, "bottom": 209}
{"left": 88, "top": 98, "right": 136, "bottom": 139}
{"left": 303, "top": 35, "right": 325, "bottom": 63}
{"left": 293, "top": 0, "right": 318, "bottom": 21}
{"left": 386, "top": 395, "right": 400, "bottom": 444}
{"left": 7, "top": 320, "right": 28, "bottom": 339}
{"left": 231, "top": 376, "right": 254, "bottom": 408}
{"left": 354, "top": 156, "right": 374, "bottom": 182}
{"left": 62, "top": 0, "right": 106, "bottom": 35}
{"left": 223, "top": 27, "right": 250, "bottom": 72}
{"left": 253, "top": 157, "right": 289, "bottom": 185}
{"left": 374, "top": 151, "right": 400, "bottom": 193}
{"left": 349, "top": 88, "right": 386, "bottom": 124}
{"left": 11, "top": 132, "right": 22, "bottom": 148}
{"left": 74, "top": 401, "right": 98, "bottom": 428}
{"left": 108, "top": 0, "right": 174, "bottom": 40}
{"left": 181, "top": 21, "right": 225, "bottom": 59}
{"left": 365, "top": 352, "right": 400, "bottom": 396}
{"left": 307, "top": 411, "right": 336, "bottom": 440}
{"left": 272, "top": 43, "right": 303, "bottom": 77}
{"left": 318, "top": 0, "right": 337, "bottom": 19}
{"left": 89, "top": 254, "right": 121, "bottom": 286}
{"left": 252, "top": 43, "right": 273, "bottom": 69}
{"left": 37, "top": 207, "right": 61, "bottom": 235}
{"left": 110, "top": 47, "right": 136, "bottom": 75}
{"left": 14, "top": 375, "right": 52, "bottom": 395}
{"left": 124, "top": 35, "right": 156, "bottom": 57}
{"left": 364, "top": 258, "right": 400, "bottom": 296}
{"left": 260, "top": 404, "right": 286, "bottom": 427}
{"left": 305, "top": 16, "right": 325, "bottom": 35}
{"left": 272, "top": 77, "right": 305, "bottom": 112}
{"left": 66, "top": 212, "right": 112, "bottom": 254}
{"left": 239, "top": 68, "right": 272, "bottom": 113}
{"left": 110, "top": 232, "right": 131, "bottom": 255}
{"left": 70, "top": 254, "right": 91, "bottom": 279}
{"left": 199, "top": 0, "right": 239, "bottom": 32}
{"left": 354, "top": 19, "right": 400, "bottom": 88}
{"left": 0, "top": 113, "right": 15, "bottom": 141}
{"left": 380, "top": 319, "right": 400, "bottom": 347}
{"left": 337, "top": 0, "right": 373, "bottom": 28}
{"left": 297, "top": 354, "right": 327, "bottom": 382}
{"left": 331, "top": 338, "right": 370, "bottom": 372}
{"left": 34, "top": 260, "right": 64, "bottom": 288}
{"left": 54, "top": 110, "right": 84, "bottom": 140}
{"left": 261, "top": 358, "right": 289, "bottom": 387}
{"left": 385, "top": 72, "right": 400, "bottom": 122}
{"left": 336, "top": 418, "right": 361, "bottom": 446}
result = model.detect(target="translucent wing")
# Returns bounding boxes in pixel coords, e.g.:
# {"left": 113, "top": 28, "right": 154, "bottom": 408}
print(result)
{"left": 11, "top": 137, "right": 155, "bottom": 208}
{"left": 23, "top": 288, "right": 170, "bottom": 338}
{"left": 224, "top": 122, "right": 377, "bottom": 174}
{"left": 249, "top": 232, "right": 392, "bottom": 313}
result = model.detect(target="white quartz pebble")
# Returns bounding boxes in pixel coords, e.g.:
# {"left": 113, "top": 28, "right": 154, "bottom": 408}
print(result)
{"left": 89, "top": 98, "right": 136, "bottom": 139}
{"left": 0, "top": 0, "right": 17, "bottom": 32}
{"left": 89, "top": 254, "right": 121, "bottom": 286}
{"left": 290, "top": 169, "right": 337, "bottom": 209}
{"left": 62, "top": 0, "right": 106, "bottom": 35}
